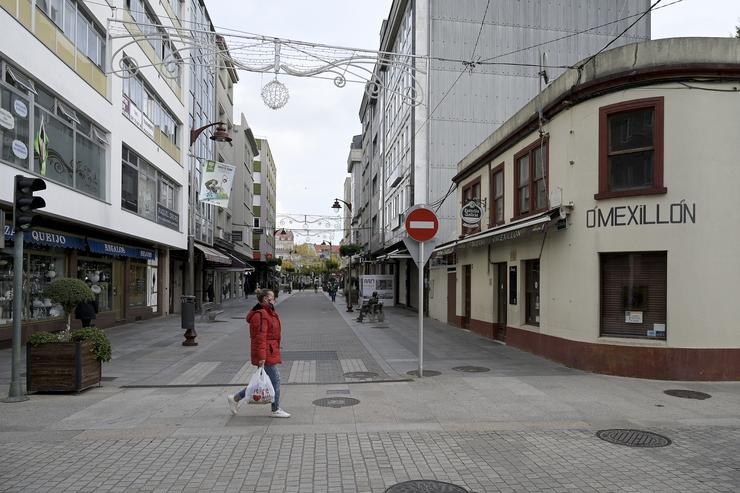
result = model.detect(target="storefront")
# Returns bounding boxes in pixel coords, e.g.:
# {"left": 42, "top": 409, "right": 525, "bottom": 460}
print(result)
{"left": 1, "top": 225, "right": 161, "bottom": 343}
{"left": 431, "top": 38, "right": 740, "bottom": 380}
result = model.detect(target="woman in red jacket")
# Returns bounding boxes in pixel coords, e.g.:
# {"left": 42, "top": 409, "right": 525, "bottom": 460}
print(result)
{"left": 227, "top": 289, "right": 290, "bottom": 418}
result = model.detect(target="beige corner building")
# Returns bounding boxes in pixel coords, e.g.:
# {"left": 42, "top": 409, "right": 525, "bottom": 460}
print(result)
{"left": 431, "top": 38, "right": 740, "bottom": 380}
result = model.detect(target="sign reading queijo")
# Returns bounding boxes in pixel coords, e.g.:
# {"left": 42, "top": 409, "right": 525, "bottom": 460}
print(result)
{"left": 461, "top": 200, "right": 483, "bottom": 226}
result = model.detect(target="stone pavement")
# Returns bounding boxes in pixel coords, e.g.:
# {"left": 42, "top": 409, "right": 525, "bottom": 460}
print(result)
{"left": 0, "top": 291, "right": 738, "bottom": 492}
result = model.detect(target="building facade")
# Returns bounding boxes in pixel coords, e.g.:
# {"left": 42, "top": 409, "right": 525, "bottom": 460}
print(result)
{"left": 0, "top": 0, "right": 189, "bottom": 342}
{"left": 434, "top": 38, "right": 740, "bottom": 380}
{"left": 354, "top": 0, "right": 651, "bottom": 308}
{"left": 251, "top": 137, "right": 276, "bottom": 286}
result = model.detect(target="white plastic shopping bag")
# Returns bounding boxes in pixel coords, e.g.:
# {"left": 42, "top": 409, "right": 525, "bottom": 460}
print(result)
{"left": 245, "top": 367, "right": 275, "bottom": 405}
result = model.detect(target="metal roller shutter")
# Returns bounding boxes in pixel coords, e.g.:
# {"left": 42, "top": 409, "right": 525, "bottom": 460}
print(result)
{"left": 600, "top": 251, "right": 667, "bottom": 339}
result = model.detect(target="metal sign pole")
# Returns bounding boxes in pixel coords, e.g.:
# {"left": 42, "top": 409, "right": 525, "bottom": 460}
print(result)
{"left": 418, "top": 240, "right": 424, "bottom": 378}
{"left": 5, "top": 231, "right": 28, "bottom": 401}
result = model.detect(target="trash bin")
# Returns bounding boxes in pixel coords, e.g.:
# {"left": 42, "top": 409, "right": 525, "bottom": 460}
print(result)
{"left": 181, "top": 295, "right": 195, "bottom": 330}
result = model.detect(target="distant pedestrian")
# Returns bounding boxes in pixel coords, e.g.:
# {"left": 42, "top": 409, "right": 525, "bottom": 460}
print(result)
{"left": 227, "top": 289, "right": 290, "bottom": 418}
{"left": 206, "top": 283, "right": 215, "bottom": 302}
{"left": 328, "top": 283, "right": 337, "bottom": 302}
{"left": 75, "top": 299, "right": 98, "bottom": 327}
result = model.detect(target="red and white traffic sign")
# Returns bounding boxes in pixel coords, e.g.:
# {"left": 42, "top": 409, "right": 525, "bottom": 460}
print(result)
{"left": 405, "top": 206, "right": 439, "bottom": 242}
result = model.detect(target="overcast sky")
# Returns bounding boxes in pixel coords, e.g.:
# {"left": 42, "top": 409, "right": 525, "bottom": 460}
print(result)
{"left": 206, "top": 0, "right": 739, "bottom": 242}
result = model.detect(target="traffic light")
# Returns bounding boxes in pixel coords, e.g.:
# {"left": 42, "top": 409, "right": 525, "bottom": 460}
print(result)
{"left": 13, "top": 175, "right": 46, "bottom": 231}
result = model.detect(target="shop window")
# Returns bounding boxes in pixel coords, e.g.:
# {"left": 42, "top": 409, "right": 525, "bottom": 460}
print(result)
{"left": 77, "top": 259, "right": 112, "bottom": 312}
{"left": 490, "top": 163, "right": 504, "bottom": 226}
{"left": 514, "top": 138, "right": 548, "bottom": 218}
{"left": 0, "top": 84, "right": 31, "bottom": 169}
{"left": 461, "top": 177, "right": 481, "bottom": 234}
{"left": 600, "top": 251, "right": 667, "bottom": 339}
{"left": 597, "top": 97, "right": 665, "bottom": 199}
{"left": 525, "top": 259, "right": 539, "bottom": 326}
{"left": 0, "top": 251, "right": 66, "bottom": 325}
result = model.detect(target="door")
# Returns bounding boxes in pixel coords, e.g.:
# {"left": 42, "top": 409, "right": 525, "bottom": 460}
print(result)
{"left": 525, "top": 259, "right": 540, "bottom": 326}
{"left": 463, "top": 265, "right": 471, "bottom": 329}
{"left": 446, "top": 271, "right": 456, "bottom": 325}
{"left": 495, "top": 262, "right": 507, "bottom": 340}
{"left": 112, "top": 260, "right": 126, "bottom": 321}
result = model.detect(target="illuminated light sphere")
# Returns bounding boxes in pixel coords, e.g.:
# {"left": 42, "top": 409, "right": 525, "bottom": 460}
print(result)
{"left": 261, "top": 78, "right": 290, "bottom": 110}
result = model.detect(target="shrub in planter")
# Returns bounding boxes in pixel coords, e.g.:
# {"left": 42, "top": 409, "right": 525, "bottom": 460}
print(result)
{"left": 43, "top": 277, "right": 94, "bottom": 330}
{"left": 27, "top": 327, "right": 111, "bottom": 392}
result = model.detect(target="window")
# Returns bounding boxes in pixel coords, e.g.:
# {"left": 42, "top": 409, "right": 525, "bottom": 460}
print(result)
{"left": 0, "top": 83, "right": 31, "bottom": 169}
{"left": 525, "top": 259, "right": 540, "bottom": 326}
{"left": 597, "top": 97, "right": 664, "bottom": 199}
{"left": 461, "top": 177, "right": 481, "bottom": 234}
{"left": 600, "top": 251, "right": 667, "bottom": 339}
{"left": 122, "top": 145, "right": 180, "bottom": 229}
{"left": 37, "top": 0, "right": 106, "bottom": 68}
{"left": 253, "top": 217, "right": 260, "bottom": 228}
{"left": 514, "top": 138, "right": 548, "bottom": 218}
{"left": 490, "top": 163, "right": 504, "bottom": 226}
{"left": 122, "top": 61, "right": 180, "bottom": 147}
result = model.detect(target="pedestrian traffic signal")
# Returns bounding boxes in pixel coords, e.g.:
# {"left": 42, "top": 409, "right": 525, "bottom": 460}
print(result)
{"left": 13, "top": 175, "right": 46, "bottom": 231}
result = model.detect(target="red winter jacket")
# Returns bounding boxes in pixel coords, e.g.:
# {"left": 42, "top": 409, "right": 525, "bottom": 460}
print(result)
{"left": 247, "top": 302, "right": 282, "bottom": 366}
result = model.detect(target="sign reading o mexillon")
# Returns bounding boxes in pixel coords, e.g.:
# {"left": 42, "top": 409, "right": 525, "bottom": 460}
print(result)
{"left": 461, "top": 201, "right": 483, "bottom": 226}
{"left": 586, "top": 201, "right": 696, "bottom": 228}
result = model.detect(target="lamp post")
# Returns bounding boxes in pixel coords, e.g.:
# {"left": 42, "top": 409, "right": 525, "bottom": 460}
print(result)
{"left": 182, "top": 122, "right": 232, "bottom": 346}
{"left": 331, "top": 199, "right": 354, "bottom": 312}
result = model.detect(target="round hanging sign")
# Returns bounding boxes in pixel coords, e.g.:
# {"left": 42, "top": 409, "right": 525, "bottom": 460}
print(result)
{"left": 461, "top": 200, "right": 483, "bottom": 226}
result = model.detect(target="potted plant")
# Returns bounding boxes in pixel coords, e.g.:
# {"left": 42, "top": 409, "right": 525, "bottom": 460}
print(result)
{"left": 25, "top": 278, "right": 112, "bottom": 392}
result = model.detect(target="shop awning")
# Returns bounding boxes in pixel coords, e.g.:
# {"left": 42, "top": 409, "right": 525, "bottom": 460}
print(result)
{"left": 4, "top": 227, "right": 86, "bottom": 250}
{"left": 377, "top": 248, "right": 412, "bottom": 261}
{"left": 194, "top": 243, "right": 231, "bottom": 264}
{"left": 213, "top": 248, "right": 251, "bottom": 271}
{"left": 88, "top": 239, "right": 156, "bottom": 260}
{"left": 434, "top": 208, "right": 560, "bottom": 253}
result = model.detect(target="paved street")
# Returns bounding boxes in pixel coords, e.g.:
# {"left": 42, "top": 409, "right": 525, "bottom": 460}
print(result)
{"left": 1, "top": 292, "right": 739, "bottom": 492}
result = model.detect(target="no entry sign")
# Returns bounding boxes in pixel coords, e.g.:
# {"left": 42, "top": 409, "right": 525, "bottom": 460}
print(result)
{"left": 405, "top": 207, "right": 439, "bottom": 242}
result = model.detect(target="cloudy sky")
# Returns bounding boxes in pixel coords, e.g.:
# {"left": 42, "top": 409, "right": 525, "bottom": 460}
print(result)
{"left": 206, "top": 0, "right": 739, "bottom": 242}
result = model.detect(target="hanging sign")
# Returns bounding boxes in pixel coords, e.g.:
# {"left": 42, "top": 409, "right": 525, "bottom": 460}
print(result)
{"left": 199, "top": 160, "right": 236, "bottom": 207}
{"left": 461, "top": 200, "right": 483, "bottom": 226}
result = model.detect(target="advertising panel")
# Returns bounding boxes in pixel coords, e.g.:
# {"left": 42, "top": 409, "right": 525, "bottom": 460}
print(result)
{"left": 359, "top": 275, "right": 395, "bottom": 306}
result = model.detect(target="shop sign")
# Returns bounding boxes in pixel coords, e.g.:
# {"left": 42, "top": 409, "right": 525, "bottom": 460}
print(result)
{"left": 461, "top": 201, "right": 483, "bottom": 226}
{"left": 0, "top": 108, "right": 14, "bottom": 130}
{"left": 88, "top": 239, "right": 155, "bottom": 260}
{"left": 157, "top": 204, "right": 180, "bottom": 230}
{"left": 3, "top": 226, "right": 85, "bottom": 250}
{"left": 625, "top": 311, "right": 643, "bottom": 324}
{"left": 12, "top": 140, "right": 28, "bottom": 159}
{"left": 13, "top": 99, "right": 28, "bottom": 118}
{"left": 586, "top": 201, "right": 696, "bottom": 228}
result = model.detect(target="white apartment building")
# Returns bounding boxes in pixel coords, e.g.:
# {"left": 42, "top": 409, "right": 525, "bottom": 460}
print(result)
{"left": 355, "top": 0, "right": 650, "bottom": 308}
{"left": 0, "top": 0, "right": 189, "bottom": 341}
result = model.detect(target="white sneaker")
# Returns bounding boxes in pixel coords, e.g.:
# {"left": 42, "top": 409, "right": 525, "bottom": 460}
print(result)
{"left": 271, "top": 408, "right": 291, "bottom": 418}
{"left": 226, "top": 394, "right": 239, "bottom": 415}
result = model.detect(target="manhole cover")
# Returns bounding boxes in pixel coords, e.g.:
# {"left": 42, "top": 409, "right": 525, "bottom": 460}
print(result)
{"left": 344, "top": 371, "right": 378, "bottom": 379}
{"left": 326, "top": 389, "right": 350, "bottom": 395}
{"left": 385, "top": 480, "right": 468, "bottom": 492}
{"left": 596, "top": 429, "right": 671, "bottom": 447}
{"left": 313, "top": 397, "right": 360, "bottom": 408}
{"left": 664, "top": 389, "right": 711, "bottom": 400}
{"left": 452, "top": 366, "right": 490, "bottom": 373}
{"left": 406, "top": 370, "right": 441, "bottom": 377}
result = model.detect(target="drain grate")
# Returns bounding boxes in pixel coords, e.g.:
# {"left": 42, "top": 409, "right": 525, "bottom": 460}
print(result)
{"left": 664, "top": 389, "right": 711, "bottom": 400}
{"left": 406, "top": 370, "right": 441, "bottom": 377}
{"left": 596, "top": 429, "right": 671, "bottom": 447}
{"left": 344, "top": 371, "right": 378, "bottom": 379}
{"left": 313, "top": 397, "right": 360, "bottom": 408}
{"left": 326, "top": 389, "right": 350, "bottom": 395}
{"left": 385, "top": 480, "right": 468, "bottom": 492}
{"left": 372, "top": 325, "right": 390, "bottom": 329}
{"left": 452, "top": 366, "right": 490, "bottom": 373}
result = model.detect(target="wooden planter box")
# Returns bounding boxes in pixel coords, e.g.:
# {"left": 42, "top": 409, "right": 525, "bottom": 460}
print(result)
{"left": 26, "top": 341, "right": 102, "bottom": 392}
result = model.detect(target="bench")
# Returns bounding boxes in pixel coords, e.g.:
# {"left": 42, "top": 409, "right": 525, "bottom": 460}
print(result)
{"left": 355, "top": 301, "right": 384, "bottom": 323}
{"left": 199, "top": 302, "right": 225, "bottom": 322}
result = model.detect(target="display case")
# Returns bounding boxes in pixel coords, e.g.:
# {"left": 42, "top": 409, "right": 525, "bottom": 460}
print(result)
{"left": 77, "top": 258, "right": 113, "bottom": 312}
{"left": 0, "top": 251, "right": 65, "bottom": 324}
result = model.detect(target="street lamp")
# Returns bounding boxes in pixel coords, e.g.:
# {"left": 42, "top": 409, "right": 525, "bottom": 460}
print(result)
{"left": 182, "top": 122, "right": 232, "bottom": 346}
{"left": 331, "top": 199, "right": 355, "bottom": 312}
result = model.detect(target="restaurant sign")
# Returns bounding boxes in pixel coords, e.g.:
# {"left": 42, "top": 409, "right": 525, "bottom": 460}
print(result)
{"left": 461, "top": 201, "right": 483, "bottom": 226}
